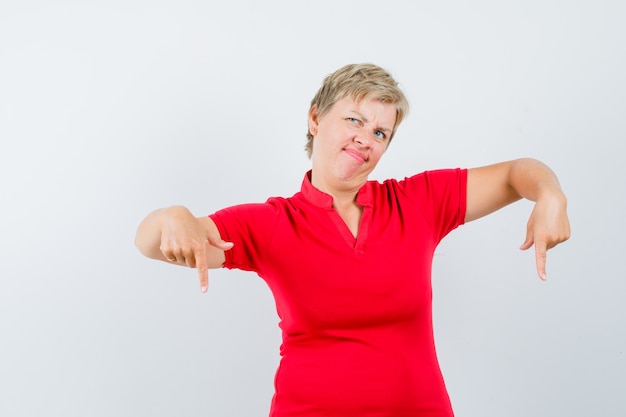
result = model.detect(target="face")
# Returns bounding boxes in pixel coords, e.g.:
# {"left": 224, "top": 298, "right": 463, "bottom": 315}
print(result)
{"left": 308, "top": 97, "right": 397, "bottom": 194}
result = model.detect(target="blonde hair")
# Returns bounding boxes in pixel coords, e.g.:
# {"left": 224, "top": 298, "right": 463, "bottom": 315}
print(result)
{"left": 305, "top": 63, "right": 409, "bottom": 158}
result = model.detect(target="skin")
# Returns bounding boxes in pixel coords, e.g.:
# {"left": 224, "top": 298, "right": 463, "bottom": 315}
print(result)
{"left": 135, "top": 97, "right": 570, "bottom": 291}
{"left": 465, "top": 158, "right": 570, "bottom": 280}
{"left": 135, "top": 206, "right": 230, "bottom": 293}
{"left": 308, "top": 98, "right": 396, "bottom": 236}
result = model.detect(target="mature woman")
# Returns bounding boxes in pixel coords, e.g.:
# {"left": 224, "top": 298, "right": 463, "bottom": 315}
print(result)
{"left": 135, "top": 63, "right": 570, "bottom": 416}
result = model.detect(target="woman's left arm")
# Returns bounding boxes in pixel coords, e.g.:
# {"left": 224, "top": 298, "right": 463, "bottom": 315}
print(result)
{"left": 465, "top": 158, "right": 571, "bottom": 280}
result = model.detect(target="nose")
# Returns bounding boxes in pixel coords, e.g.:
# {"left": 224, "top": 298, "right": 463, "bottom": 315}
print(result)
{"left": 354, "top": 130, "right": 371, "bottom": 148}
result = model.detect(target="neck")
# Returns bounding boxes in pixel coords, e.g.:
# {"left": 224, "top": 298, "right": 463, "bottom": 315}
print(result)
{"left": 326, "top": 187, "right": 364, "bottom": 239}
{"left": 331, "top": 191, "right": 360, "bottom": 211}
{"left": 310, "top": 171, "right": 364, "bottom": 209}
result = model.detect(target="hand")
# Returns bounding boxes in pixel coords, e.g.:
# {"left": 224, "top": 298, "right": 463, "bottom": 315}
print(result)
{"left": 520, "top": 191, "right": 570, "bottom": 280}
{"left": 159, "top": 207, "right": 233, "bottom": 293}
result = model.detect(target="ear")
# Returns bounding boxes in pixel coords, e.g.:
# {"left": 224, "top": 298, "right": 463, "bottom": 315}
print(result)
{"left": 308, "top": 105, "right": 319, "bottom": 136}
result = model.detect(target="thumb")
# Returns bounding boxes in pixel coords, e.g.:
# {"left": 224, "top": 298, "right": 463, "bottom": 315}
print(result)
{"left": 520, "top": 228, "right": 534, "bottom": 251}
{"left": 207, "top": 232, "right": 234, "bottom": 251}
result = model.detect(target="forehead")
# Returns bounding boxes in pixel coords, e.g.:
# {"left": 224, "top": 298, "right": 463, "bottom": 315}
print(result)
{"left": 330, "top": 97, "right": 397, "bottom": 124}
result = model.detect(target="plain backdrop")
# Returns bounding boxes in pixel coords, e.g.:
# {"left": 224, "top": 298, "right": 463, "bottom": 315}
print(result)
{"left": 1, "top": 1, "right": 624, "bottom": 416}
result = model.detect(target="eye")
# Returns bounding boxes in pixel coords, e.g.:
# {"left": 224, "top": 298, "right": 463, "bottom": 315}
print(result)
{"left": 374, "top": 130, "right": 387, "bottom": 140}
{"left": 347, "top": 117, "right": 360, "bottom": 125}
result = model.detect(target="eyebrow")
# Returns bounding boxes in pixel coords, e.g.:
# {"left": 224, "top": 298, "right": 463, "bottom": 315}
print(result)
{"left": 350, "top": 110, "right": 392, "bottom": 133}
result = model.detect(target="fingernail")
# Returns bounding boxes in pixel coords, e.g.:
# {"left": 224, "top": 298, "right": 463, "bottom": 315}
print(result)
{"left": 540, "top": 273, "right": 547, "bottom": 281}
{"left": 201, "top": 285, "right": 208, "bottom": 293}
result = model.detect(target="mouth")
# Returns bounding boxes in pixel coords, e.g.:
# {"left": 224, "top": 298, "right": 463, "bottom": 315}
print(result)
{"left": 343, "top": 148, "right": 367, "bottom": 163}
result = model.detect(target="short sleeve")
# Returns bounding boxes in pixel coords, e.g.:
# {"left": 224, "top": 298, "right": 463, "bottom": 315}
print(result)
{"left": 209, "top": 202, "right": 281, "bottom": 274}
{"left": 396, "top": 168, "right": 467, "bottom": 243}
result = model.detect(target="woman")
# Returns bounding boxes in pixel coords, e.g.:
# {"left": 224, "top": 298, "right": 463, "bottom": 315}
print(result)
{"left": 135, "top": 63, "right": 570, "bottom": 416}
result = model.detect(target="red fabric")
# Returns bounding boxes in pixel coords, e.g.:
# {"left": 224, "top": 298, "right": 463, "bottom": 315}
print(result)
{"left": 210, "top": 169, "right": 467, "bottom": 417}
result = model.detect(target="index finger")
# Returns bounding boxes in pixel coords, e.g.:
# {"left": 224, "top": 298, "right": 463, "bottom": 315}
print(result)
{"left": 534, "top": 238, "right": 548, "bottom": 281}
{"left": 198, "top": 263, "right": 209, "bottom": 293}
{"left": 195, "top": 245, "right": 209, "bottom": 293}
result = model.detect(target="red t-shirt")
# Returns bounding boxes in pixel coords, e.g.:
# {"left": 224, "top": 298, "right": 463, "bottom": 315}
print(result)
{"left": 210, "top": 169, "right": 467, "bottom": 417}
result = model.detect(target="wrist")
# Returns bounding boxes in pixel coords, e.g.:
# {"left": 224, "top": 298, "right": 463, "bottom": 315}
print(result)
{"left": 536, "top": 186, "right": 567, "bottom": 205}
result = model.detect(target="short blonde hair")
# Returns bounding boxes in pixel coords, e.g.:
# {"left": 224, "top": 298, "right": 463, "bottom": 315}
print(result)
{"left": 305, "top": 63, "right": 409, "bottom": 158}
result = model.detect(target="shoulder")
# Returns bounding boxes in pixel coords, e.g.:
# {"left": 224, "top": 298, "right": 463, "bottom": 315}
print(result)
{"left": 371, "top": 168, "right": 465, "bottom": 194}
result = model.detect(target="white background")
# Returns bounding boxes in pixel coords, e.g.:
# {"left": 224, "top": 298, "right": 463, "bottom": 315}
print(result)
{"left": 1, "top": 1, "right": 624, "bottom": 416}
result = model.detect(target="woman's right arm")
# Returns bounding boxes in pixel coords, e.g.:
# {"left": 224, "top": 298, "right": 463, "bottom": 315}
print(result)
{"left": 135, "top": 205, "right": 233, "bottom": 292}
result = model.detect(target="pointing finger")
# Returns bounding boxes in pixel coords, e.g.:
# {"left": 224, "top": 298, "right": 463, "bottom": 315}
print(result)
{"left": 535, "top": 239, "right": 548, "bottom": 281}
{"left": 193, "top": 243, "right": 210, "bottom": 292}
{"left": 198, "top": 264, "right": 209, "bottom": 293}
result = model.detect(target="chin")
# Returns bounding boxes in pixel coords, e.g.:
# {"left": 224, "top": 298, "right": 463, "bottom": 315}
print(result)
{"left": 335, "top": 168, "right": 370, "bottom": 183}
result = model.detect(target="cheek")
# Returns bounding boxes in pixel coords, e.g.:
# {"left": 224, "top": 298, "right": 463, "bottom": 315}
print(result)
{"left": 374, "top": 144, "right": 387, "bottom": 159}
{"left": 367, "top": 152, "right": 383, "bottom": 167}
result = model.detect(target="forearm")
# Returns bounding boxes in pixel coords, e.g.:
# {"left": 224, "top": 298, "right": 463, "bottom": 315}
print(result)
{"left": 466, "top": 157, "right": 570, "bottom": 279}
{"left": 135, "top": 205, "right": 230, "bottom": 270}
{"left": 506, "top": 158, "right": 566, "bottom": 203}
{"left": 135, "top": 206, "right": 190, "bottom": 260}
